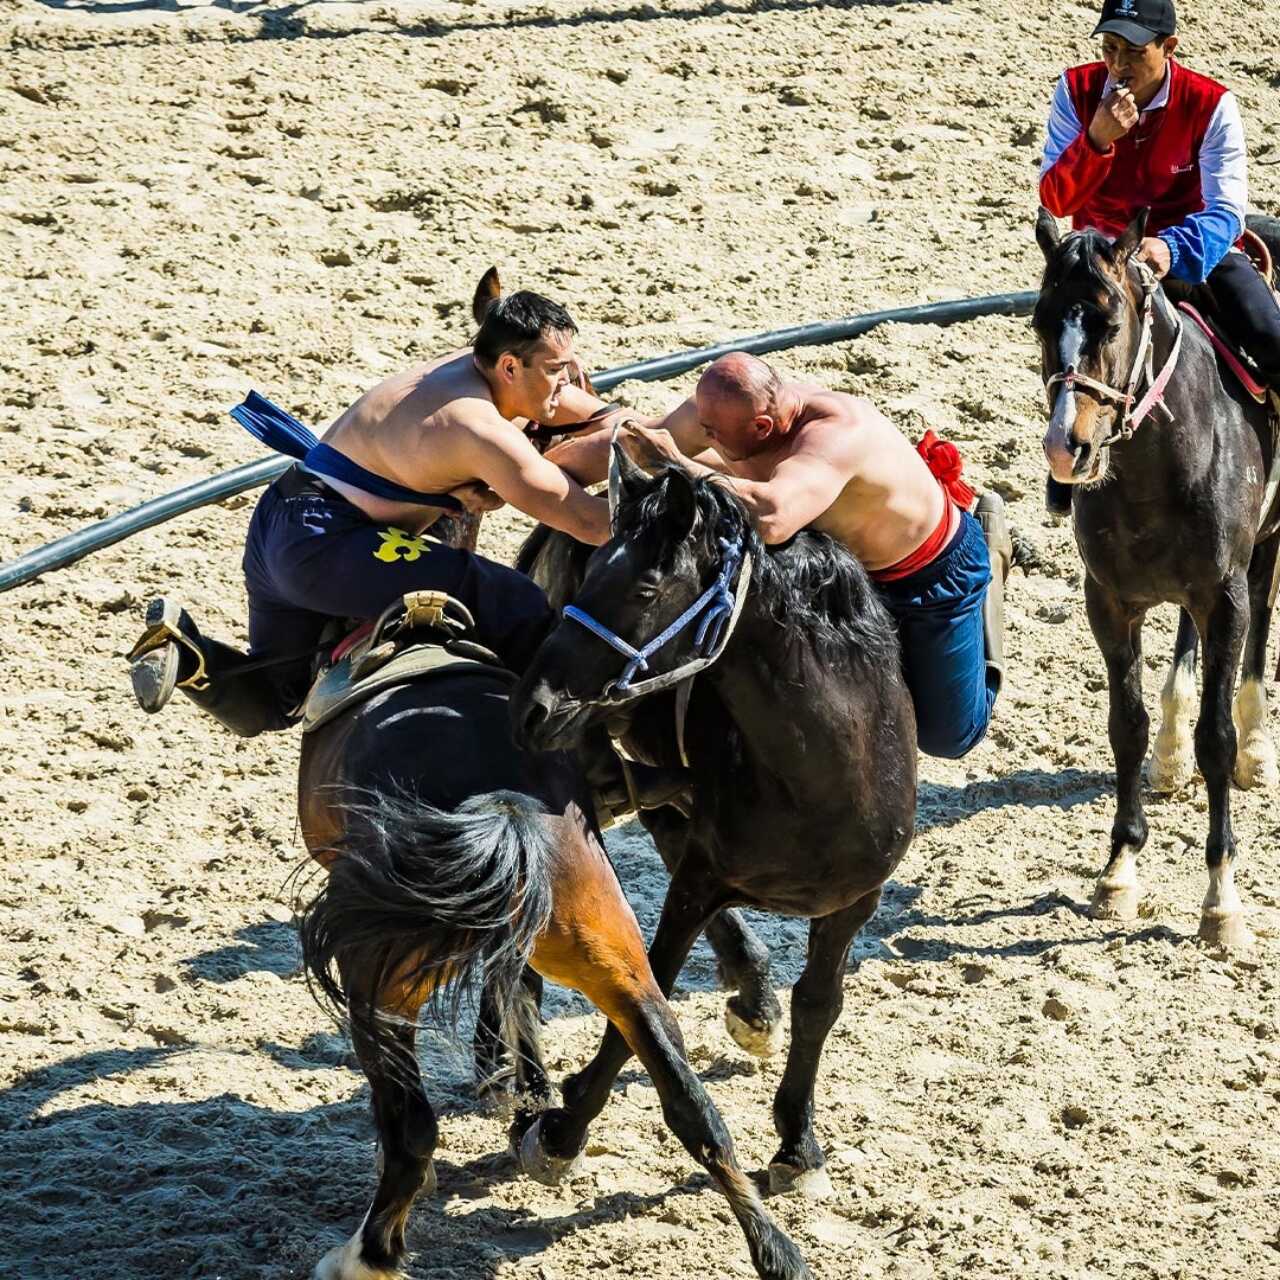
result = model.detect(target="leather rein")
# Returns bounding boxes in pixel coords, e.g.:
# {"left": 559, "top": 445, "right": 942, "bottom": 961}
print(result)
{"left": 1044, "top": 262, "right": 1184, "bottom": 450}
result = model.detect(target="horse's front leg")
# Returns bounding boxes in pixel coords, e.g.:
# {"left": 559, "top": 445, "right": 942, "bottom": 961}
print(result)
{"left": 1084, "top": 577, "right": 1149, "bottom": 920}
{"left": 707, "top": 909, "right": 785, "bottom": 1059}
{"left": 1232, "top": 533, "right": 1280, "bottom": 790}
{"left": 769, "top": 889, "right": 881, "bottom": 1200}
{"left": 1196, "top": 577, "right": 1252, "bottom": 948}
{"left": 646, "top": 814, "right": 783, "bottom": 1059}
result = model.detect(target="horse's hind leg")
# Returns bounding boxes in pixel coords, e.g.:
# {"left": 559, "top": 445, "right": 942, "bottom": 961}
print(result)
{"left": 474, "top": 973, "right": 513, "bottom": 1100}
{"left": 1149, "top": 608, "right": 1199, "bottom": 793}
{"left": 1196, "top": 579, "right": 1253, "bottom": 949}
{"left": 474, "top": 966, "right": 550, "bottom": 1126}
{"left": 506, "top": 968, "right": 553, "bottom": 1149}
{"left": 1232, "top": 534, "right": 1280, "bottom": 790}
{"left": 315, "top": 979, "right": 438, "bottom": 1280}
{"left": 707, "top": 909, "right": 784, "bottom": 1059}
{"left": 525, "top": 857, "right": 725, "bottom": 1175}
{"left": 1085, "top": 578, "right": 1150, "bottom": 921}
{"left": 769, "top": 891, "right": 879, "bottom": 1200}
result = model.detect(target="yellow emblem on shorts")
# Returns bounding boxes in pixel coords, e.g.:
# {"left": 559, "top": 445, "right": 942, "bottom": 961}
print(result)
{"left": 374, "top": 527, "right": 431, "bottom": 563}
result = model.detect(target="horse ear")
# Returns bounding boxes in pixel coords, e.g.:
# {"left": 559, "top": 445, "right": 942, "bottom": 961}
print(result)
{"left": 574, "top": 361, "right": 598, "bottom": 398}
{"left": 661, "top": 467, "right": 698, "bottom": 540}
{"left": 1035, "top": 207, "right": 1061, "bottom": 262}
{"left": 1112, "top": 208, "right": 1149, "bottom": 264}
{"left": 608, "top": 437, "right": 648, "bottom": 516}
{"left": 472, "top": 266, "right": 501, "bottom": 326}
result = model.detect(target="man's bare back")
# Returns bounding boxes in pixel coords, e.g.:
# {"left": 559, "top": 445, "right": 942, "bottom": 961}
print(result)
{"left": 699, "top": 384, "right": 949, "bottom": 571}
{"left": 311, "top": 327, "right": 610, "bottom": 546}
{"left": 319, "top": 349, "right": 497, "bottom": 531}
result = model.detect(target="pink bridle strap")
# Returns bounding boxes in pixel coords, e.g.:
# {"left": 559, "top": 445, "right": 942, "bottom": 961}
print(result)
{"left": 1126, "top": 315, "right": 1183, "bottom": 433}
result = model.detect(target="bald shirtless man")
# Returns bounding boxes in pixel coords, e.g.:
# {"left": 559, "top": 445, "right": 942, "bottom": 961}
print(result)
{"left": 127, "top": 291, "right": 618, "bottom": 737}
{"left": 548, "top": 352, "right": 1012, "bottom": 759}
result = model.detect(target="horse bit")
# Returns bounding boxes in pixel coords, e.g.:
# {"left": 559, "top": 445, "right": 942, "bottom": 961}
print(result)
{"left": 1044, "top": 261, "right": 1184, "bottom": 450}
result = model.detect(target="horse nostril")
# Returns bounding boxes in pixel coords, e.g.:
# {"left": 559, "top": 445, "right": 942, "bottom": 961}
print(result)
{"left": 515, "top": 694, "right": 553, "bottom": 747}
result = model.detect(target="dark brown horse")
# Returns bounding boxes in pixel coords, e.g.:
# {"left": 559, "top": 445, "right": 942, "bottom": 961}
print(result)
{"left": 511, "top": 450, "right": 917, "bottom": 1198}
{"left": 1034, "top": 208, "right": 1280, "bottom": 949}
{"left": 294, "top": 662, "right": 809, "bottom": 1276}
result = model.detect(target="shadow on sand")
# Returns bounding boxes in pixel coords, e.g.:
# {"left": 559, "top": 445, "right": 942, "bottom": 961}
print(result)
{"left": 28, "top": 0, "right": 952, "bottom": 48}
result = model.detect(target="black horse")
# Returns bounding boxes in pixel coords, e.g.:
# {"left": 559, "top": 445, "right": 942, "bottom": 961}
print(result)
{"left": 516, "top": 520, "right": 790, "bottom": 1059}
{"left": 295, "top": 658, "right": 808, "bottom": 1280}
{"left": 1034, "top": 208, "right": 1280, "bottom": 950}
{"left": 511, "top": 449, "right": 916, "bottom": 1197}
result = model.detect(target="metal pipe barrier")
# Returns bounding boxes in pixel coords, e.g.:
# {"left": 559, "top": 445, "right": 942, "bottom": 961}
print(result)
{"left": 0, "top": 289, "right": 1036, "bottom": 592}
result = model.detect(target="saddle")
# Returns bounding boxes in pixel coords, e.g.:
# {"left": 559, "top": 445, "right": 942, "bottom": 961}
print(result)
{"left": 300, "top": 591, "right": 511, "bottom": 734}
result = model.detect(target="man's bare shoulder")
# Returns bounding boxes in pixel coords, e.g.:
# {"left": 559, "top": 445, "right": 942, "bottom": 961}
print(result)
{"left": 803, "top": 387, "right": 885, "bottom": 428}
{"left": 394, "top": 352, "right": 504, "bottom": 431}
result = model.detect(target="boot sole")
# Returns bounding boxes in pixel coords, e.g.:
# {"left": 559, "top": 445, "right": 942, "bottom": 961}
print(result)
{"left": 128, "top": 598, "right": 183, "bottom": 712}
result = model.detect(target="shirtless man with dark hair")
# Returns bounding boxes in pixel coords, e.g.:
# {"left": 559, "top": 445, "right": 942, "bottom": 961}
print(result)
{"left": 128, "top": 291, "right": 619, "bottom": 738}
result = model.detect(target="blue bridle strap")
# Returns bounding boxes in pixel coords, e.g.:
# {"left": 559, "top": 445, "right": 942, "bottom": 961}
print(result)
{"left": 562, "top": 534, "right": 745, "bottom": 694}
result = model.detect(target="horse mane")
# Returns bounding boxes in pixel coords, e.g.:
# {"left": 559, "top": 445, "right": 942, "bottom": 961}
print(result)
{"left": 1040, "top": 228, "right": 1126, "bottom": 308}
{"left": 614, "top": 466, "right": 899, "bottom": 669}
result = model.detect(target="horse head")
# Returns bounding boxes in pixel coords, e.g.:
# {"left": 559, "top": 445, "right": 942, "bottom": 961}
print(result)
{"left": 512, "top": 446, "right": 751, "bottom": 752}
{"left": 1033, "top": 207, "right": 1154, "bottom": 487}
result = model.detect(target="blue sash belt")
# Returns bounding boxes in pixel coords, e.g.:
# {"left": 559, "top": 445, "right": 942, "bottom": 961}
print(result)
{"left": 230, "top": 390, "right": 463, "bottom": 512}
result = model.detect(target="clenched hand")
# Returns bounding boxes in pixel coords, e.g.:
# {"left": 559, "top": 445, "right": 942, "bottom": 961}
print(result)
{"left": 1087, "top": 85, "right": 1139, "bottom": 150}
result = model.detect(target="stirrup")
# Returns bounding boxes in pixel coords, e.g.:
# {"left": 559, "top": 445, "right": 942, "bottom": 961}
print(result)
{"left": 127, "top": 599, "right": 209, "bottom": 699}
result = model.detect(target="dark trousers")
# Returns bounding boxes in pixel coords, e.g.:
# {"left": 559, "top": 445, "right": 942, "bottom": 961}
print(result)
{"left": 233, "top": 467, "right": 554, "bottom": 727}
{"left": 1169, "top": 251, "right": 1280, "bottom": 385}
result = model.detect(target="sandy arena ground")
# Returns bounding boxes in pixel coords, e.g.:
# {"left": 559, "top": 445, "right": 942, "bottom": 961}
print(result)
{"left": 2, "top": 0, "right": 1280, "bottom": 1276}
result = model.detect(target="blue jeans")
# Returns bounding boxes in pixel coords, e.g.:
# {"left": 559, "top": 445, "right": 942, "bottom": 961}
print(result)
{"left": 874, "top": 512, "right": 995, "bottom": 759}
{"left": 240, "top": 467, "right": 554, "bottom": 720}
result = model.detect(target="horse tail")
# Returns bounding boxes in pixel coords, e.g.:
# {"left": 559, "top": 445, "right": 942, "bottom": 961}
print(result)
{"left": 298, "top": 787, "right": 555, "bottom": 1073}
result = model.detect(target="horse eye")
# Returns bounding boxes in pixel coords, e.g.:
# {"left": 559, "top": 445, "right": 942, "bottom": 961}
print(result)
{"left": 635, "top": 571, "right": 662, "bottom": 598}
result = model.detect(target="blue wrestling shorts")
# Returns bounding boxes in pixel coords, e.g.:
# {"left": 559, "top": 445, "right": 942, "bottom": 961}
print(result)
{"left": 873, "top": 511, "right": 995, "bottom": 760}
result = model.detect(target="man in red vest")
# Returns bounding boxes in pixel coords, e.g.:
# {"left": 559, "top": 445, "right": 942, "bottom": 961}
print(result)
{"left": 1038, "top": 0, "right": 1280, "bottom": 506}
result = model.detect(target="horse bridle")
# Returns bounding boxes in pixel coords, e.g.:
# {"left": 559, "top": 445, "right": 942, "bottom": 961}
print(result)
{"left": 561, "top": 531, "right": 753, "bottom": 706}
{"left": 1044, "top": 261, "right": 1184, "bottom": 449}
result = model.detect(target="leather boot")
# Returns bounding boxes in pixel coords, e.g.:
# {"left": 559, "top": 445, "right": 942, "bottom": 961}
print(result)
{"left": 975, "top": 492, "right": 1011, "bottom": 697}
{"left": 1045, "top": 475, "right": 1073, "bottom": 517}
{"left": 579, "top": 727, "right": 693, "bottom": 831}
{"left": 128, "top": 598, "right": 285, "bottom": 738}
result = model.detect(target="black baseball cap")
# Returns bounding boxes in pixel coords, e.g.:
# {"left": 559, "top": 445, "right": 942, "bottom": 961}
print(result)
{"left": 1092, "top": 0, "right": 1176, "bottom": 45}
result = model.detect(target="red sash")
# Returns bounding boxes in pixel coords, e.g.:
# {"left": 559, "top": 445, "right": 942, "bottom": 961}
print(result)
{"left": 869, "top": 431, "right": 973, "bottom": 584}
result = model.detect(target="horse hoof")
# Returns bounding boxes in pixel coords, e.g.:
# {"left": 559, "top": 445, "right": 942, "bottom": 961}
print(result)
{"left": 1147, "top": 748, "right": 1195, "bottom": 794}
{"left": 313, "top": 1234, "right": 398, "bottom": 1280}
{"left": 768, "top": 1161, "right": 834, "bottom": 1200}
{"left": 724, "top": 1001, "right": 785, "bottom": 1059}
{"left": 1233, "top": 746, "right": 1279, "bottom": 791}
{"left": 518, "top": 1117, "right": 584, "bottom": 1186}
{"left": 1089, "top": 879, "right": 1141, "bottom": 922}
{"left": 1198, "top": 910, "right": 1252, "bottom": 952}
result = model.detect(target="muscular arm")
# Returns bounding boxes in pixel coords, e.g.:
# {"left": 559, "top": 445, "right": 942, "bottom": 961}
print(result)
{"left": 1039, "top": 72, "right": 1115, "bottom": 218}
{"left": 688, "top": 447, "right": 851, "bottom": 545}
{"left": 461, "top": 411, "right": 612, "bottom": 545}
{"left": 544, "top": 393, "right": 712, "bottom": 486}
{"left": 630, "top": 418, "right": 853, "bottom": 546}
